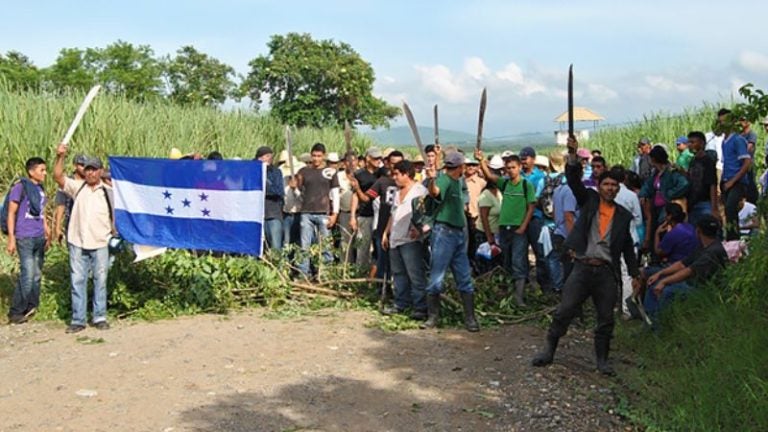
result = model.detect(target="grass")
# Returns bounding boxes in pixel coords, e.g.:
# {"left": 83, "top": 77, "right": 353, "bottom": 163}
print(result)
{"left": 0, "top": 84, "right": 376, "bottom": 188}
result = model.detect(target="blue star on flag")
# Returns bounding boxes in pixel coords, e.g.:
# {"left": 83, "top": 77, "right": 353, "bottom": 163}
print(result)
{"left": 165, "top": 206, "right": 174, "bottom": 215}
{"left": 163, "top": 190, "right": 172, "bottom": 199}
{"left": 201, "top": 208, "right": 211, "bottom": 217}
{"left": 199, "top": 192, "right": 209, "bottom": 201}
{"left": 182, "top": 198, "right": 191, "bottom": 207}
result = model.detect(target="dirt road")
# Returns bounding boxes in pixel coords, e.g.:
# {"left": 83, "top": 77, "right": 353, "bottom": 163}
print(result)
{"left": 0, "top": 310, "right": 629, "bottom": 431}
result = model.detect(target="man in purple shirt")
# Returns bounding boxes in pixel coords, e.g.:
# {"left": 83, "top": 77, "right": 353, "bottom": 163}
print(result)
{"left": 5, "top": 157, "right": 50, "bottom": 324}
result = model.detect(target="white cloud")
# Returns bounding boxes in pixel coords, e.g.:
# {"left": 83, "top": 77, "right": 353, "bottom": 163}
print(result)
{"left": 414, "top": 64, "right": 470, "bottom": 103}
{"left": 586, "top": 83, "right": 618, "bottom": 103}
{"left": 495, "top": 62, "right": 547, "bottom": 96}
{"left": 463, "top": 57, "right": 490, "bottom": 80}
{"left": 737, "top": 51, "right": 768, "bottom": 73}
{"left": 645, "top": 75, "right": 696, "bottom": 93}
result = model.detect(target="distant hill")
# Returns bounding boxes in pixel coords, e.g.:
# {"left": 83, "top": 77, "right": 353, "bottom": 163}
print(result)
{"left": 366, "top": 126, "right": 554, "bottom": 150}
{"left": 366, "top": 126, "right": 474, "bottom": 146}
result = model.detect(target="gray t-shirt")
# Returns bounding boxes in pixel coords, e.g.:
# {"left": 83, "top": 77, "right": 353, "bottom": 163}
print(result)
{"left": 298, "top": 165, "right": 339, "bottom": 214}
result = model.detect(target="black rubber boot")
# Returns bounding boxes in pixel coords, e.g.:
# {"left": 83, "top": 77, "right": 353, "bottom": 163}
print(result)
{"left": 420, "top": 294, "right": 441, "bottom": 329}
{"left": 595, "top": 338, "right": 615, "bottom": 376}
{"left": 460, "top": 292, "right": 480, "bottom": 332}
{"left": 531, "top": 335, "right": 559, "bottom": 367}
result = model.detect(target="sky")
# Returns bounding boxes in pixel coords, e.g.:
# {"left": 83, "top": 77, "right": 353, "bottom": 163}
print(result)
{"left": 4, "top": 0, "right": 768, "bottom": 137}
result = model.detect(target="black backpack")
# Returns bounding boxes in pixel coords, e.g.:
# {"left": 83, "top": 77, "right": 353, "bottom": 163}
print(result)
{"left": 1, "top": 179, "right": 24, "bottom": 235}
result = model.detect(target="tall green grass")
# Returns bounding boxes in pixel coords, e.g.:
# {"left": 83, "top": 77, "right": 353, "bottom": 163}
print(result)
{"left": 617, "top": 233, "right": 768, "bottom": 431}
{"left": 586, "top": 104, "right": 753, "bottom": 167}
{"left": 0, "top": 84, "right": 375, "bottom": 187}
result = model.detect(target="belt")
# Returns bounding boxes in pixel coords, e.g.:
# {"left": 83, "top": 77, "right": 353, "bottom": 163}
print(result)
{"left": 575, "top": 256, "right": 610, "bottom": 267}
{"left": 500, "top": 225, "right": 520, "bottom": 231}
{"left": 436, "top": 222, "right": 463, "bottom": 230}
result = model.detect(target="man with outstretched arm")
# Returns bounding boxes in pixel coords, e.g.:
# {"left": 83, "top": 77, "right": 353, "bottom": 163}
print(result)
{"left": 422, "top": 151, "right": 479, "bottom": 332}
{"left": 532, "top": 137, "right": 640, "bottom": 375}
{"left": 53, "top": 143, "right": 115, "bottom": 333}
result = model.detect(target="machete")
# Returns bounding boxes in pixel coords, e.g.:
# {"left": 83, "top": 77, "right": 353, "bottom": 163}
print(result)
{"left": 567, "top": 64, "right": 575, "bottom": 155}
{"left": 433, "top": 104, "right": 439, "bottom": 147}
{"left": 61, "top": 85, "right": 101, "bottom": 146}
{"left": 403, "top": 102, "right": 428, "bottom": 163}
{"left": 476, "top": 87, "right": 487, "bottom": 151}
{"left": 344, "top": 120, "right": 353, "bottom": 173}
{"left": 284, "top": 125, "right": 295, "bottom": 177}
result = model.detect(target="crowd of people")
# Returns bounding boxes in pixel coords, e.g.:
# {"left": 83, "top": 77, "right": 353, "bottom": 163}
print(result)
{"left": 4, "top": 110, "right": 765, "bottom": 374}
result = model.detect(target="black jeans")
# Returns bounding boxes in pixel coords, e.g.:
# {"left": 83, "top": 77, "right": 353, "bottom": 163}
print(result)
{"left": 551, "top": 234, "right": 573, "bottom": 286}
{"left": 722, "top": 182, "right": 746, "bottom": 241}
{"left": 547, "top": 262, "right": 618, "bottom": 343}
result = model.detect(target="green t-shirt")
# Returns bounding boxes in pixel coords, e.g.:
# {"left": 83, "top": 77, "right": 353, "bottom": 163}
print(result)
{"left": 434, "top": 173, "right": 466, "bottom": 228}
{"left": 476, "top": 189, "right": 501, "bottom": 234}
{"left": 676, "top": 149, "right": 694, "bottom": 170}
{"left": 497, "top": 177, "right": 536, "bottom": 227}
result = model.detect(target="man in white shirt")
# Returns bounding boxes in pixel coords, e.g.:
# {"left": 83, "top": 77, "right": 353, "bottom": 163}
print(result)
{"left": 382, "top": 160, "right": 428, "bottom": 319}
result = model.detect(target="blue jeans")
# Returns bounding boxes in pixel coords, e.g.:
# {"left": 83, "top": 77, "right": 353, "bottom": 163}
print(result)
{"left": 643, "top": 280, "right": 694, "bottom": 319}
{"left": 390, "top": 241, "right": 427, "bottom": 311}
{"left": 499, "top": 226, "right": 529, "bottom": 281}
{"left": 687, "top": 201, "right": 712, "bottom": 227}
{"left": 526, "top": 217, "right": 552, "bottom": 291}
{"left": 264, "top": 218, "right": 283, "bottom": 251}
{"left": 298, "top": 213, "right": 332, "bottom": 275}
{"left": 283, "top": 213, "right": 300, "bottom": 246}
{"left": 68, "top": 244, "right": 110, "bottom": 326}
{"left": 374, "top": 234, "right": 390, "bottom": 279}
{"left": 546, "top": 246, "right": 564, "bottom": 292}
{"left": 426, "top": 224, "right": 474, "bottom": 295}
{"left": 9, "top": 236, "right": 45, "bottom": 317}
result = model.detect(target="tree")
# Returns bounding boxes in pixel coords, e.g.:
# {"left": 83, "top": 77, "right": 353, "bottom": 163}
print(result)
{"left": 0, "top": 51, "right": 42, "bottom": 91}
{"left": 45, "top": 48, "right": 97, "bottom": 92}
{"left": 45, "top": 41, "right": 163, "bottom": 100}
{"left": 163, "top": 46, "right": 237, "bottom": 107}
{"left": 241, "top": 33, "right": 399, "bottom": 128}
{"left": 95, "top": 41, "right": 163, "bottom": 100}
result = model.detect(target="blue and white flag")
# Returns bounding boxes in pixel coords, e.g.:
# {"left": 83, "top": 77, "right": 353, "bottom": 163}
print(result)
{"left": 109, "top": 157, "right": 266, "bottom": 256}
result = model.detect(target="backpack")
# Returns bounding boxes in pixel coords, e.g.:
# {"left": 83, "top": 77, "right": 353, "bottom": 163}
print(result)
{"left": 411, "top": 177, "right": 458, "bottom": 235}
{"left": 1, "top": 179, "right": 24, "bottom": 235}
{"left": 538, "top": 174, "right": 564, "bottom": 219}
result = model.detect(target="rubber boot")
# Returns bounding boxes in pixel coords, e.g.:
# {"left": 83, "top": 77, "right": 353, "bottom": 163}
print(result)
{"left": 514, "top": 279, "right": 527, "bottom": 307}
{"left": 460, "top": 292, "right": 480, "bottom": 332}
{"left": 531, "top": 335, "right": 559, "bottom": 367}
{"left": 595, "top": 337, "right": 615, "bottom": 376}
{"left": 420, "top": 294, "right": 441, "bottom": 329}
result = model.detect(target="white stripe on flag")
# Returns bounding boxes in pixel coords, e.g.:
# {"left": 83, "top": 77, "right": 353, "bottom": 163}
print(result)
{"left": 113, "top": 179, "right": 265, "bottom": 223}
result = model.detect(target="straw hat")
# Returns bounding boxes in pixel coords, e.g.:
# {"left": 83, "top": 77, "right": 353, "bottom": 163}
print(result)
{"left": 534, "top": 155, "right": 550, "bottom": 169}
{"left": 548, "top": 150, "right": 565, "bottom": 173}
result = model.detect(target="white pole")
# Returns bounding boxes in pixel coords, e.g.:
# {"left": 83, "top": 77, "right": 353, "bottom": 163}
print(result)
{"left": 61, "top": 85, "right": 102, "bottom": 146}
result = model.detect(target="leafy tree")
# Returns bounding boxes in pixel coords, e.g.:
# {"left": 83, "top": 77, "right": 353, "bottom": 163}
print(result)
{"left": 45, "top": 48, "right": 97, "bottom": 92}
{"left": 163, "top": 45, "right": 237, "bottom": 107}
{"left": 241, "top": 32, "right": 399, "bottom": 128}
{"left": 45, "top": 41, "right": 163, "bottom": 100}
{"left": 0, "top": 51, "right": 42, "bottom": 91}
{"left": 94, "top": 41, "right": 163, "bottom": 100}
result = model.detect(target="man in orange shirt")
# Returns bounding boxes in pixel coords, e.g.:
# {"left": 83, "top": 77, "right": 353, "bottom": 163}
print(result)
{"left": 532, "top": 138, "right": 641, "bottom": 376}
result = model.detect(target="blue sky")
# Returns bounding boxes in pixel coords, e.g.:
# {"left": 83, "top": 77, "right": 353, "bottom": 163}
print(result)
{"left": 4, "top": 0, "right": 768, "bottom": 136}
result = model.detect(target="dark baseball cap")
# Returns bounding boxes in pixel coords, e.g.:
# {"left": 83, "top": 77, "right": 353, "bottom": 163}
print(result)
{"left": 84, "top": 157, "right": 103, "bottom": 169}
{"left": 74, "top": 154, "right": 88, "bottom": 165}
{"left": 255, "top": 146, "right": 273, "bottom": 159}
{"left": 519, "top": 146, "right": 536, "bottom": 159}
{"left": 442, "top": 151, "right": 465, "bottom": 169}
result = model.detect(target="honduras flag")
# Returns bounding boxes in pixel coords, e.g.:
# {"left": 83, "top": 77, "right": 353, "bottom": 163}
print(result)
{"left": 109, "top": 157, "right": 266, "bottom": 256}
